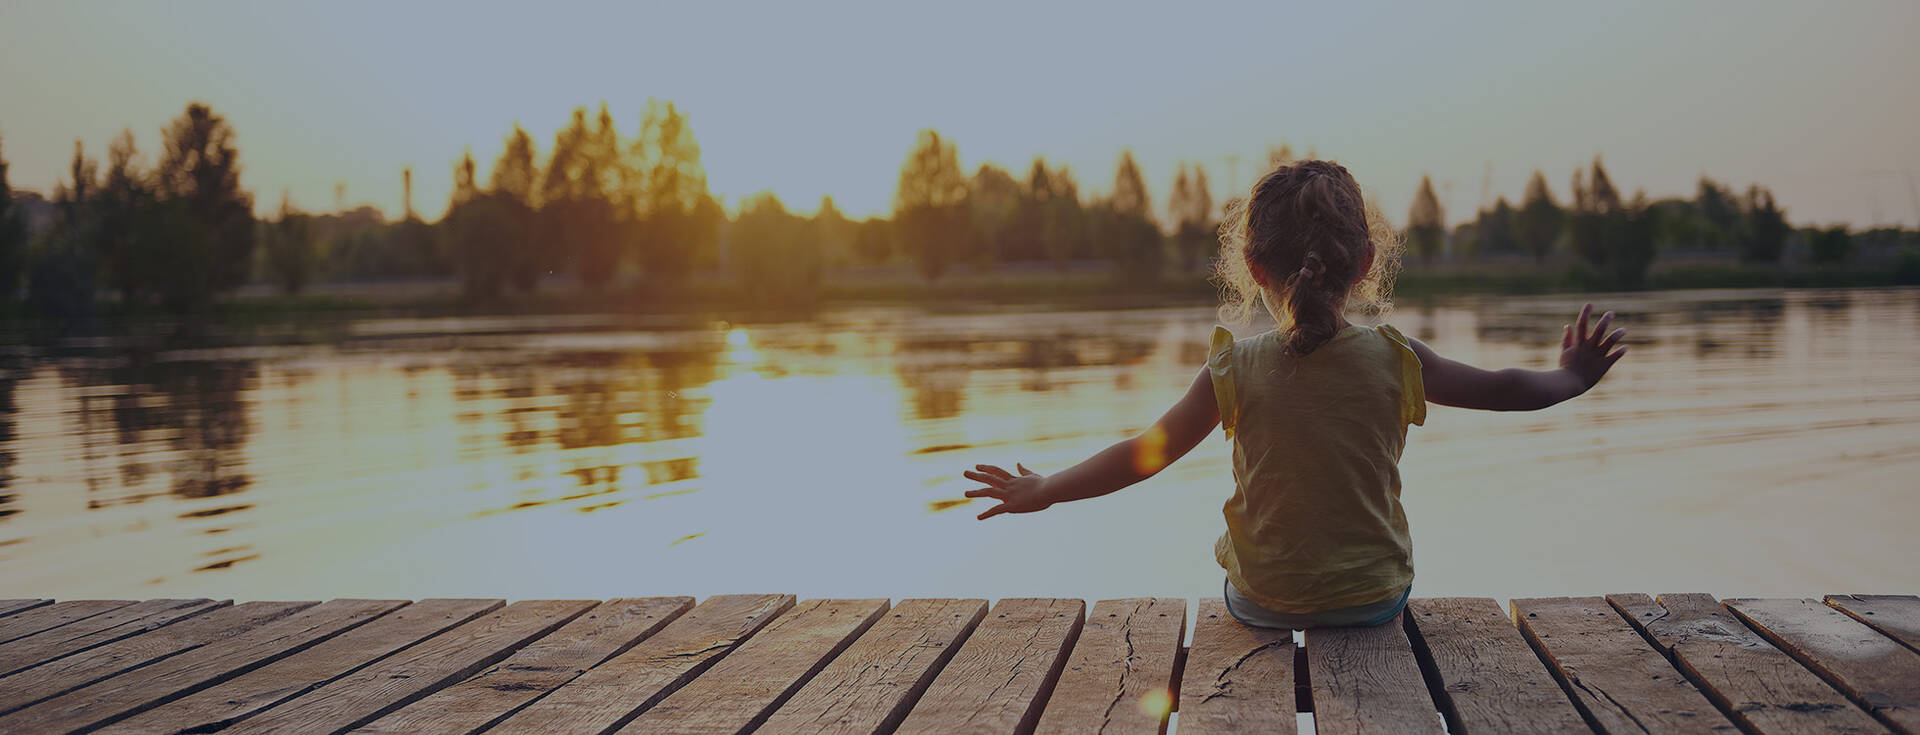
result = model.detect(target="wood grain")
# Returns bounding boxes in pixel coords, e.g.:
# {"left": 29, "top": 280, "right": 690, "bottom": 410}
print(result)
{"left": 98, "top": 598, "right": 501, "bottom": 735}
{"left": 1726, "top": 597, "right": 1920, "bottom": 733}
{"left": 0, "top": 600, "right": 135, "bottom": 646}
{"left": 1306, "top": 612, "right": 1443, "bottom": 734}
{"left": 758, "top": 598, "right": 987, "bottom": 735}
{"left": 0, "top": 600, "right": 313, "bottom": 716}
{"left": 0, "top": 599, "right": 404, "bottom": 733}
{"left": 1607, "top": 593, "right": 1880, "bottom": 734}
{"left": 618, "top": 598, "right": 889, "bottom": 735}
{"left": 217, "top": 599, "right": 594, "bottom": 735}
{"left": 1826, "top": 594, "right": 1920, "bottom": 654}
{"left": 1403, "top": 597, "right": 1586, "bottom": 734}
{"left": 487, "top": 593, "right": 793, "bottom": 735}
{"left": 1511, "top": 596, "right": 1735, "bottom": 733}
{"left": 1175, "top": 598, "right": 1295, "bottom": 735}
{"left": 1033, "top": 597, "right": 1185, "bottom": 735}
{"left": 0, "top": 598, "right": 224, "bottom": 676}
{"left": 894, "top": 598, "right": 1084, "bottom": 735}
{"left": 352, "top": 597, "right": 692, "bottom": 735}
{"left": 0, "top": 600, "right": 51, "bottom": 618}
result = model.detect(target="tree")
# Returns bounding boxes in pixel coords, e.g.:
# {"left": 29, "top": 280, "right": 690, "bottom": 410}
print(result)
{"left": 814, "top": 196, "right": 854, "bottom": 266}
{"left": 1475, "top": 197, "right": 1519, "bottom": 257}
{"left": 852, "top": 217, "right": 894, "bottom": 265}
{"left": 0, "top": 135, "right": 23, "bottom": 302}
{"left": 540, "top": 105, "right": 624, "bottom": 288}
{"left": 730, "top": 191, "right": 820, "bottom": 306}
{"left": 893, "top": 130, "right": 970, "bottom": 281}
{"left": 631, "top": 100, "right": 720, "bottom": 285}
{"left": 152, "top": 102, "right": 255, "bottom": 312}
{"left": 1809, "top": 226, "right": 1852, "bottom": 264}
{"left": 263, "top": 194, "right": 315, "bottom": 295}
{"left": 1169, "top": 162, "right": 1216, "bottom": 270}
{"left": 1101, "top": 149, "right": 1164, "bottom": 284}
{"left": 1737, "top": 185, "right": 1789, "bottom": 263}
{"left": 452, "top": 148, "right": 478, "bottom": 207}
{"left": 1406, "top": 175, "right": 1444, "bottom": 264}
{"left": 447, "top": 191, "right": 531, "bottom": 301}
{"left": 1695, "top": 177, "right": 1739, "bottom": 250}
{"left": 1516, "top": 170, "right": 1562, "bottom": 262}
{"left": 968, "top": 163, "right": 1020, "bottom": 267}
{"left": 97, "top": 128, "right": 156, "bottom": 302}
{"left": 31, "top": 141, "right": 101, "bottom": 317}
{"left": 489, "top": 125, "right": 540, "bottom": 292}
{"left": 490, "top": 125, "right": 538, "bottom": 206}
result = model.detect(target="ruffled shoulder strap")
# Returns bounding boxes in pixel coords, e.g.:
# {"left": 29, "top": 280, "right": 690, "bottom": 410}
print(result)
{"left": 1208, "top": 325, "right": 1238, "bottom": 438}
{"left": 1375, "top": 324, "right": 1428, "bottom": 427}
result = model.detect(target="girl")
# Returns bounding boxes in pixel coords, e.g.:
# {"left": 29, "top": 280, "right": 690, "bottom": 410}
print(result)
{"left": 962, "top": 159, "right": 1626, "bottom": 629}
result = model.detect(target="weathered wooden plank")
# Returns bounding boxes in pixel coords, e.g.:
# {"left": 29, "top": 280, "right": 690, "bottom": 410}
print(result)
{"left": 894, "top": 598, "right": 1084, "bottom": 735}
{"left": 1306, "top": 611, "right": 1444, "bottom": 734}
{"left": 488, "top": 594, "right": 792, "bottom": 735}
{"left": 618, "top": 598, "right": 890, "bottom": 735}
{"left": 757, "top": 598, "right": 988, "bottom": 735}
{"left": 1033, "top": 597, "right": 1185, "bottom": 735}
{"left": 216, "top": 599, "right": 594, "bottom": 735}
{"left": 1403, "top": 597, "right": 1587, "bottom": 734}
{"left": 352, "top": 597, "right": 692, "bottom": 735}
{"left": 0, "top": 600, "right": 136, "bottom": 645}
{"left": 1512, "top": 596, "right": 1735, "bottom": 733}
{"left": 1607, "top": 593, "right": 1881, "bottom": 734}
{"left": 1175, "top": 598, "right": 1295, "bottom": 735}
{"left": 1826, "top": 594, "right": 1920, "bottom": 655}
{"left": 0, "top": 600, "right": 51, "bottom": 618}
{"left": 0, "top": 599, "right": 405, "bottom": 733}
{"left": 0, "top": 600, "right": 314, "bottom": 716}
{"left": 98, "top": 599, "right": 502, "bottom": 735}
{"left": 1727, "top": 597, "right": 1920, "bottom": 733}
{"left": 0, "top": 598, "right": 224, "bottom": 676}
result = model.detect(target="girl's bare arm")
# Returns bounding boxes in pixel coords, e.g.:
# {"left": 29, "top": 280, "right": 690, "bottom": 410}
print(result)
{"left": 1407, "top": 302, "right": 1627, "bottom": 411}
{"left": 964, "top": 366, "right": 1220, "bottom": 520}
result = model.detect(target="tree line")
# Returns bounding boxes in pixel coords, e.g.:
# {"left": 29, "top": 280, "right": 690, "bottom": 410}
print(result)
{"left": 4, "top": 103, "right": 1914, "bottom": 316}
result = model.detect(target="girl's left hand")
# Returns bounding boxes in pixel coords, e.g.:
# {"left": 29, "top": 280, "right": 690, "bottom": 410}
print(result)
{"left": 962, "top": 463, "right": 1051, "bottom": 520}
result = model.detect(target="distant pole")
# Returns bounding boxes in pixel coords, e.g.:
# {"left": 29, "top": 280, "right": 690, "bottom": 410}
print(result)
{"left": 402, "top": 167, "right": 414, "bottom": 221}
{"left": 1907, "top": 171, "right": 1919, "bottom": 228}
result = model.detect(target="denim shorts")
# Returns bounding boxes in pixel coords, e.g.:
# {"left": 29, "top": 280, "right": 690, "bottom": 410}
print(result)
{"left": 1223, "top": 577, "right": 1412, "bottom": 630}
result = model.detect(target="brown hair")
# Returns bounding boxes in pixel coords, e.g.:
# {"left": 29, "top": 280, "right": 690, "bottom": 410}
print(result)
{"left": 1212, "top": 159, "right": 1403, "bottom": 355}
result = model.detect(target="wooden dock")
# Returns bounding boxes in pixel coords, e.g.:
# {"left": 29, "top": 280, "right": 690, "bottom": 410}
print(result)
{"left": 0, "top": 594, "right": 1912, "bottom": 733}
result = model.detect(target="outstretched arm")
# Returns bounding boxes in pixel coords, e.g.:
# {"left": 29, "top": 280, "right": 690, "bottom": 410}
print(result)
{"left": 963, "top": 366, "right": 1220, "bottom": 520}
{"left": 1407, "top": 302, "right": 1627, "bottom": 411}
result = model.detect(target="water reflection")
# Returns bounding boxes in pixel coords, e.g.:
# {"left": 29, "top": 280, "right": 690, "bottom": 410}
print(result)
{"left": 0, "top": 288, "right": 1916, "bottom": 602}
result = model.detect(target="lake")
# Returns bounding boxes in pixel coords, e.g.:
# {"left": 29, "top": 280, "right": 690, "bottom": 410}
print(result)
{"left": 2, "top": 287, "right": 1916, "bottom": 606}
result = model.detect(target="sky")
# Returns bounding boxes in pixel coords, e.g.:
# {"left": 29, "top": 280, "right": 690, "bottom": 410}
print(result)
{"left": 1, "top": 1, "right": 1916, "bottom": 229}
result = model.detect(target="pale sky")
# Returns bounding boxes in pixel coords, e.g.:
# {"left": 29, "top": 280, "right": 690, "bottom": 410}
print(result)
{"left": 2, "top": 1, "right": 1916, "bottom": 229}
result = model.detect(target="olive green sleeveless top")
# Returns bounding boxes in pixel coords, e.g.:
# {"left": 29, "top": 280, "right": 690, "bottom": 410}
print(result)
{"left": 1208, "top": 323, "right": 1426, "bottom": 613}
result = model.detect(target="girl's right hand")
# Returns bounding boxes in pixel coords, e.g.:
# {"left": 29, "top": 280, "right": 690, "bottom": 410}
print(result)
{"left": 963, "top": 463, "right": 1051, "bottom": 520}
{"left": 1560, "top": 302, "right": 1628, "bottom": 390}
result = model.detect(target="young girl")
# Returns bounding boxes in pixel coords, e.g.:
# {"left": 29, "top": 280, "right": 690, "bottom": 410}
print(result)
{"left": 962, "top": 159, "right": 1626, "bottom": 629}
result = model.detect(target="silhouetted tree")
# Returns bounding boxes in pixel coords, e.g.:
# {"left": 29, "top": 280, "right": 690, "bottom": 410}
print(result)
{"left": 0, "top": 136, "right": 22, "bottom": 302}
{"left": 147, "top": 103, "right": 254, "bottom": 312}
{"left": 1614, "top": 192, "right": 1657, "bottom": 288}
{"left": 1100, "top": 149, "right": 1163, "bottom": 284}
{"left": 814, "top": 196, "right": 854, "bottom": 266}
{"left": 490, "top": 125, "right": 538, "bottom": 206}
{"left": 630, "top": 100, "right": 720, "bottom": 284}
{"left": 452, "top": 148, "right": 478, "bottom": 207}
{"left": 489, "top": 125, "right": 540, "bottom": 291}
{"left": 1738, "top": 185, "right": 1789, "bottom": 263}
{"left": 30, "top": 141, "right": 101, "bottom": 317}
{"left": 1406, "top": 175, "right": 1444, "bottom": 264}
{"left": 263, "top": 194, "right": 315, "bottom": 295}
{"left": 1516, "top": 171, "right": 1562, "bottom": 263}
{"left": 969, "top": 163, "right": 1020, "bottom": 266}
{"left": 731, "top": 192, "right": 820, "bottom": 306}
{"left": 894, "top": 130, "right": 970, "bottom": 281}
{"left": 447, "top": 191, "right": 531, "bottom": 301}
{"left": 1809, "top": 226, "right": 1852, "bottom": 264}
{"left": 96, "top": 129, "right": 157, "bottom": 302}
{"left": 852, "top": 216, "right": 894, "bottom": 265}
{"left": 1475, "top": 197, "right": 1519, "bottom": 257}
{"left": 1169, "top": 162, "right": 1216, "bottom": 270}
{"left": 1695, "top": 177, "right": 1739, "bottom": 250}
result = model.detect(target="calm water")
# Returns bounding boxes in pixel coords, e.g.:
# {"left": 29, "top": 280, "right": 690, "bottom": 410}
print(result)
{"left": 2, "top": 288, "right": 1916, "bottom": 605}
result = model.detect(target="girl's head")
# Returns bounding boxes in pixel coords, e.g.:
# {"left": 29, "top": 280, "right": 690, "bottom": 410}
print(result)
{"left": 1214, "top": 159, "right": 1402, "bottom": 355}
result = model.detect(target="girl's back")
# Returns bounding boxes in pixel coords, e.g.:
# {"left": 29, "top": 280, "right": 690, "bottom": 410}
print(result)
{"left": 1210, "top": 323, "right": 1426, "bottom": 614}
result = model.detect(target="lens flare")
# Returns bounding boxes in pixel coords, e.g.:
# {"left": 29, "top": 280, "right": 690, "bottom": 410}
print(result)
{"left": 726, "top": 328, "right": 751, "bottom": 347}
{"left": 1131, "top": 424, "right": 1168, "bottom": 476}
{"left": 1138, "top": 687, "right": 1173, "bottom": 720}
{"left": 927, "top": 498, "right": 972, "bottom": 513}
